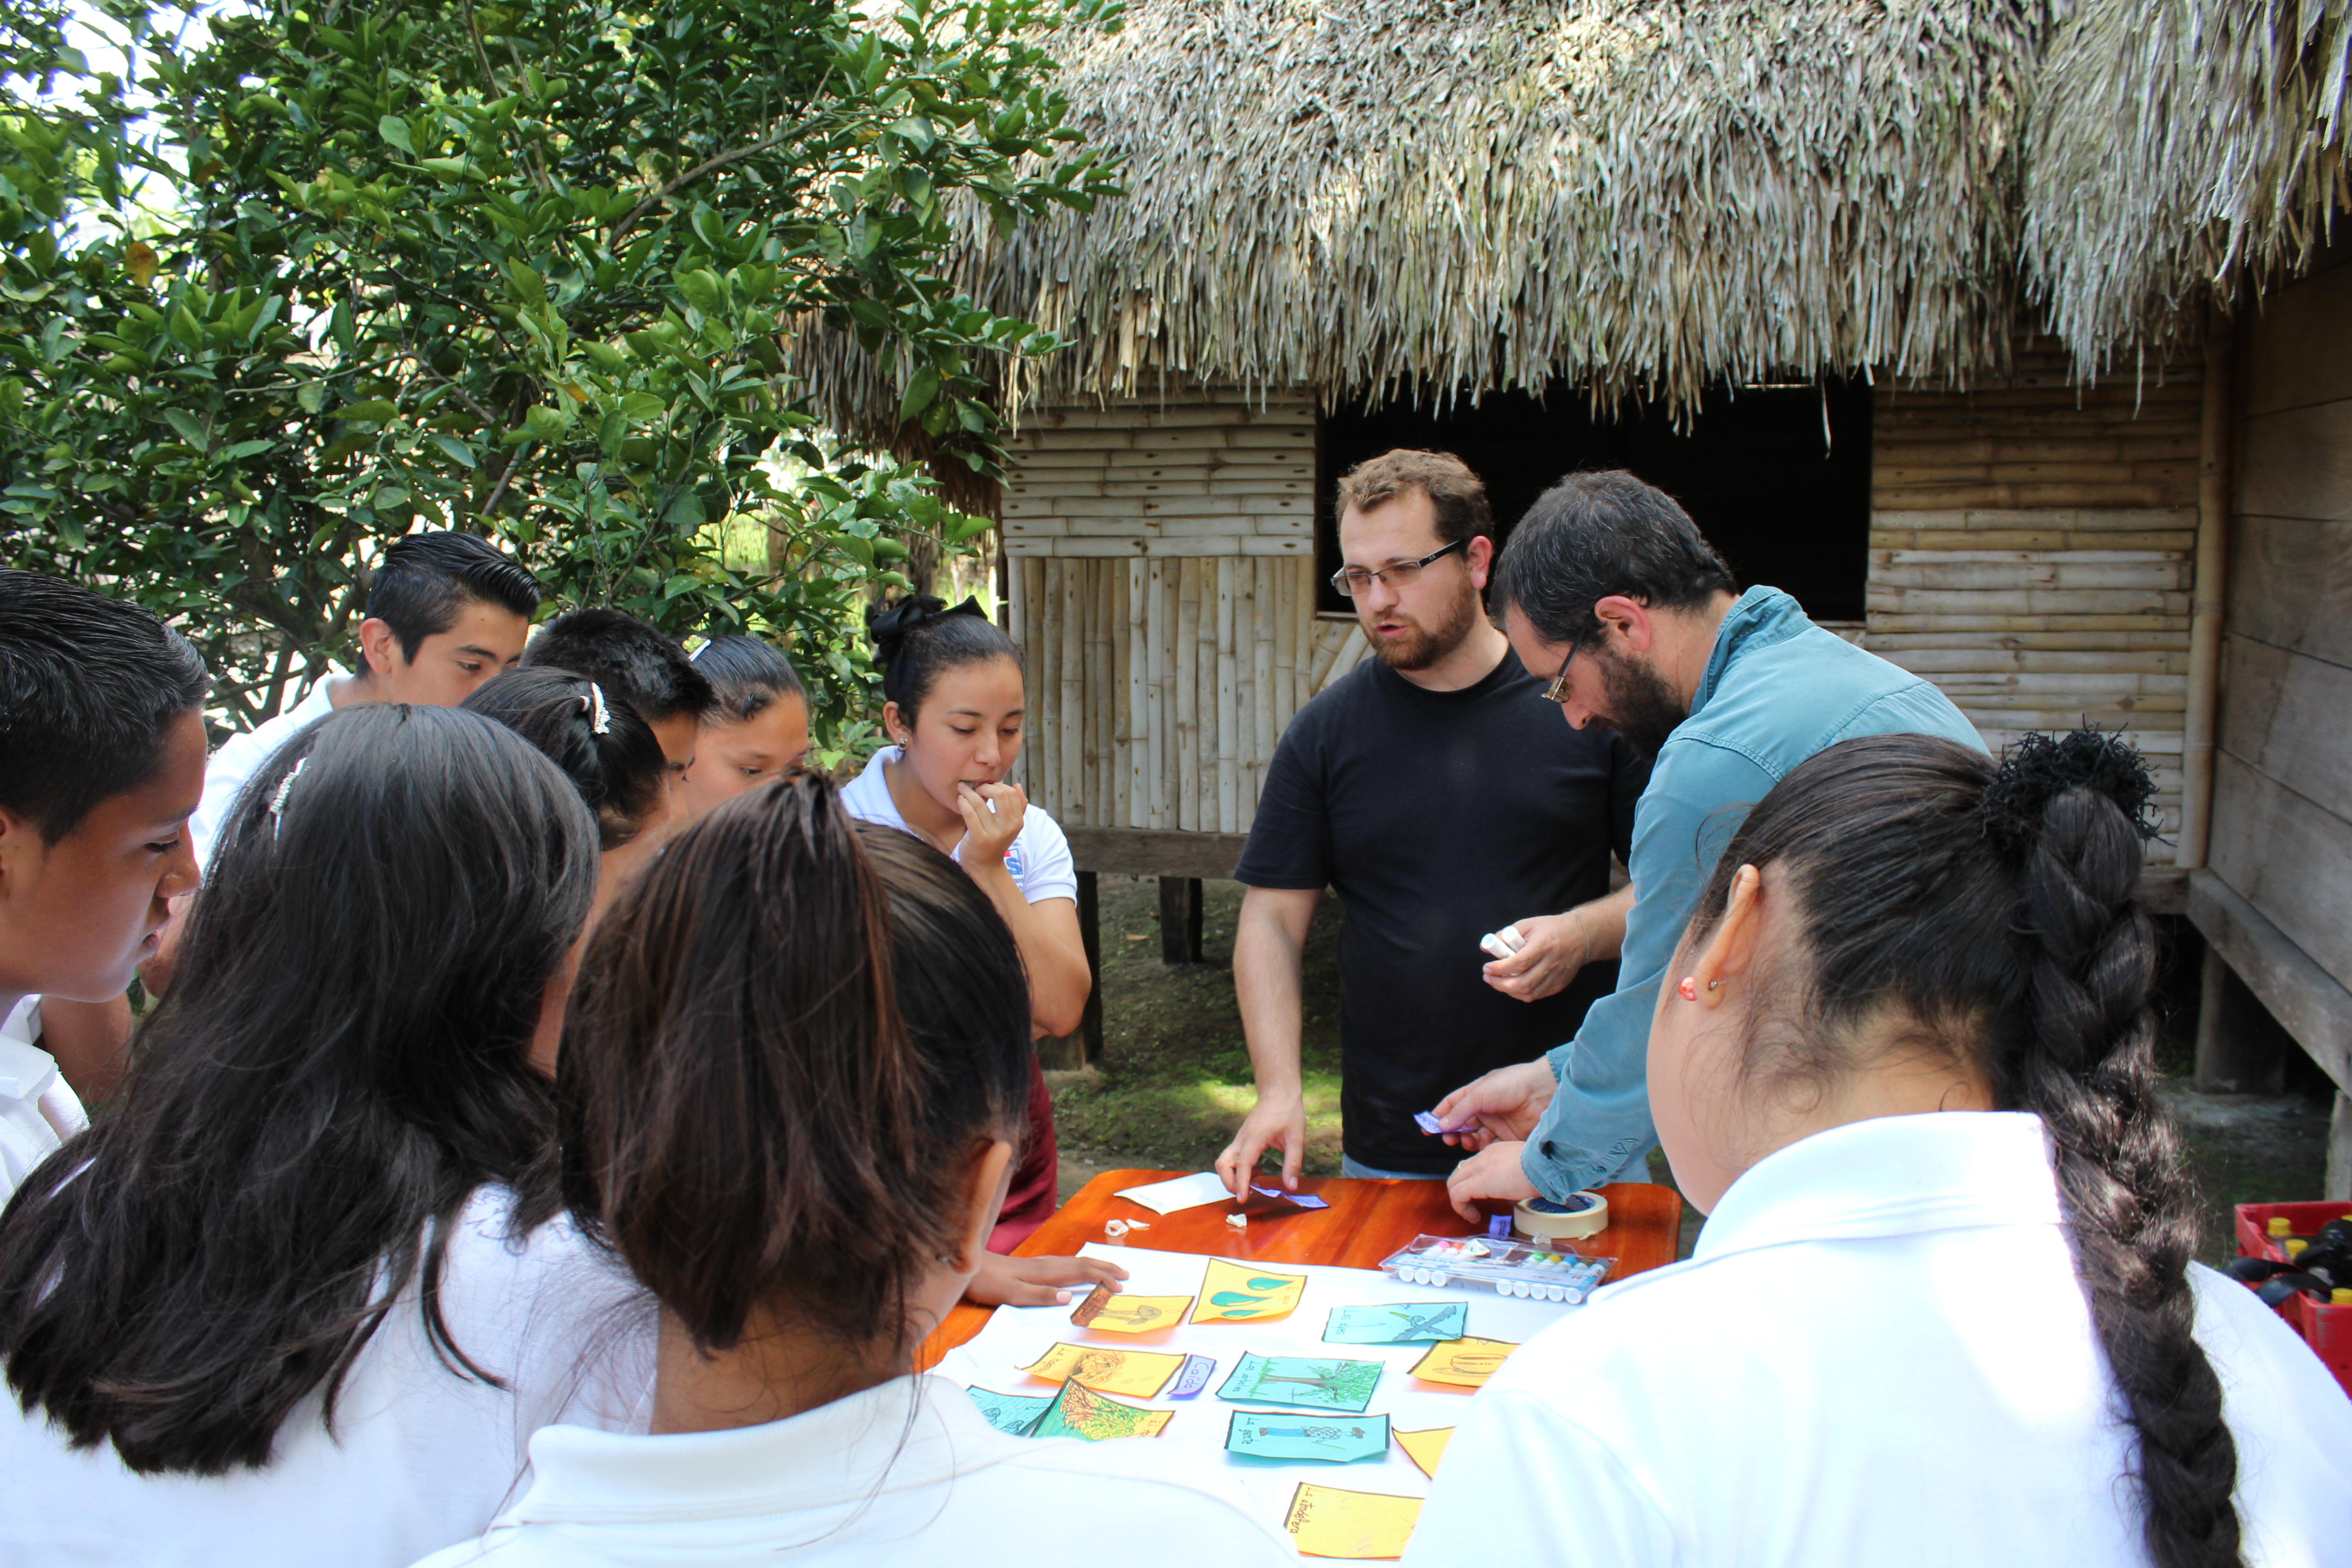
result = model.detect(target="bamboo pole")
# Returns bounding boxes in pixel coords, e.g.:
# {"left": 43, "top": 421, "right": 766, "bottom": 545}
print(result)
{"left": 1235, "top": 560, "right": 1257, "bottom": 823}
{"left": 1113, "top": 561, "right": 1134, "bottom": 827}
{"left": 2177, "top": 302, "right": 2234, "bottom": 870}
{"left": 1147, "top": 559, "right": 1170, "bottom": 830}
{"left": 1176, "top": 556, "right": 1201, "bottom": 832}
{"left": 1273, "top": 554, "right": 1297, "bottom": 746}
{"left": 1216, "top": 557, "right": 1239, "bottom": 833}
{"left": 1127, "top": 558, "right": 1149, "bottom": 829}
{"left": 1093, "top": 561, "right": 1116, "bottom": 825}
{"left": 1294, "top": 555, "right": 1317, "bottom": 711}
{"left": 1018, "top": 554, "right": 1044, "bottom": 794}
{"left": 1058, "top": 558, "right": 1083, "bottom": 823}
{"left": 1250, "top": 558, "right": 1277, "bottom": 820}
{"left": 1037, "top": 558, "right": 1063, "bottom": 815}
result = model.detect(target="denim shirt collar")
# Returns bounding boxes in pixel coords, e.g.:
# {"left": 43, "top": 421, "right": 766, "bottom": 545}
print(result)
{"left": 1687, "top": 586, "right": 1807, "bottom": 724}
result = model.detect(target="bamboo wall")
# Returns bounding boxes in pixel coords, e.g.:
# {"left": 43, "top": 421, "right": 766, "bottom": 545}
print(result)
{"left": 1001, "top": 386, "right": 1362, "bottom": 832}
{"left": 1867, "top": 337, "right": 2201, "bottom": 862}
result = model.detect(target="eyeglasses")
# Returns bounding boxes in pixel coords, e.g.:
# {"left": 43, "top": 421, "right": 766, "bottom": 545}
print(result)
{"left": 1328, "top": 537, "right": 1467, "bottom": 598}
{"left": 1542, "top": 629, "right": 1592, "bottom": 705}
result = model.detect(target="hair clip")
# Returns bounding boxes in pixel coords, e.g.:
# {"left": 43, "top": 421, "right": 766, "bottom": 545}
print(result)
{"left": 269, "top": 756, "right": 309, "bottom": 842}
{"left": 584, "top": 683, "right": 612, "bottom": 735}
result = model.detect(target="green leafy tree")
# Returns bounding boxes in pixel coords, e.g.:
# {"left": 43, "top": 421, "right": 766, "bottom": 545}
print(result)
{"left": 0, "top": 0, "right": 1118, "bottom": 738}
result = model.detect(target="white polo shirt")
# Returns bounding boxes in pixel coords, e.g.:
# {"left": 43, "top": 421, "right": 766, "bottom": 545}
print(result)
{"left": 0, "top": 1186, "right": 656, "bottom": 1568}
{"left": 1407, "top": 1112, "right": 2352, "bottom": 1568}
{"left": 839, "top": 748, "right": 1077, "bottom": 904}
{"left": 0, "top": 995, "right": 86, "bottom": 1202}
{"left": 186, "top": 671, "right": 345, "bottom": 871}
{"left": 408, "top": 1372, "right": 1294, "bottom": 1568}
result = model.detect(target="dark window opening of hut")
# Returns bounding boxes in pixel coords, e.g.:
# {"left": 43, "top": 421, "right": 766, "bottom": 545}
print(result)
{"left": 1316, "top": 379, "right": 1873, "bottom": 624}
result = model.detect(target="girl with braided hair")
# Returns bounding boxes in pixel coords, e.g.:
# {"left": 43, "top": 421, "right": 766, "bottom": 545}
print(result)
{"left": 1410, "top": 730, "right": 2351, "bottom": 1568}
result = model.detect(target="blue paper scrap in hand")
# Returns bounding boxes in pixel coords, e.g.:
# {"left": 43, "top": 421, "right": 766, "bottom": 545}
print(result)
{"left": 1413, "top": 1110, "right": 1478, "bottom": 1138}
{"left": 1169, "top": 1353, "right": 1218, "bottom": 1398}
{"left": 1253, "top": 1186, "right": 1331, "bottom": 1210}
{"left": 1225, "top": 1409, "right": 1390, "bottom": 1463}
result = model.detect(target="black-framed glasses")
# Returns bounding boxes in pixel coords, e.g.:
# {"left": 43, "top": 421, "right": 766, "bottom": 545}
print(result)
{"left": 1542, "top": 628, "right": 1592, "bottom": 704}
{"left": 1328, "top": 537, "right": 1467, "bottom": 598}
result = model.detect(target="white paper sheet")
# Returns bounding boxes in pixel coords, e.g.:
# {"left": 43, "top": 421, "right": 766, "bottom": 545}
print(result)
{"left": 934, "top": 1244, "right": 1586, "bottom": 1553}
{"left": 1110, "top": 1170, "right": 1239, "bottom": 1215}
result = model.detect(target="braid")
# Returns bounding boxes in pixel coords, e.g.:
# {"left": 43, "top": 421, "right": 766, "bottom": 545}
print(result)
{"left": 2004, "top": 787, "right": 2242, "bottom": 1568}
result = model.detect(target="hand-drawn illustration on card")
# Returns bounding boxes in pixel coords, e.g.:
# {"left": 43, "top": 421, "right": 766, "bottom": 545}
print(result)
{"left": 1168, "top": 1353, "right": 1218, "bottom": 1399}
{"left": 1284, "top": 1482, "right": 1424, "bottom": 1559}
{"left": 1026, "top": 1378, "right": 1173, "bottom": 1441}
{"left": 1214, "top": 1350, "right": 1382, "bottom": 1412}
{"left": 1190, "top": 1258, "right": 1309, "bottom": 1323}
{"left": 965, "top": 1385, "right": 1054, "bottom": 1436}
{"left": 1321, "top": 1301, "right": 1468, "bottom": 1345}
{"left": 1226, "top": 1409, "right": 1390, "bottom": 1463}
{"left": 1393, "top": 1426, "right": 1453, "bottom": 1480}
{"left": 1406, "top": 1336, "right": 1519, "bottom": 1388}
{"left": 1019, "top": 1342, "right": 1184, "bottom": 1399}
{"left": 1071, "top": 1289, "right": 1195, "bottom": 1334}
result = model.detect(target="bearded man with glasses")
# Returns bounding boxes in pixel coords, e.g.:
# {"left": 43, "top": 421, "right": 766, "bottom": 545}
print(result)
{"left": 1215, "top": 451, "right": 1646, "bottom": 1201}
{"left": 1434, "top": 469, "right": 1985, "bottom": 1223}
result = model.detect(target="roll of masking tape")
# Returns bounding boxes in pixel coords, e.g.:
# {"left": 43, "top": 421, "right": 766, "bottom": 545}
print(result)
{"left": 1514, "top": 1191, "right": 1609, "bottom": 1242}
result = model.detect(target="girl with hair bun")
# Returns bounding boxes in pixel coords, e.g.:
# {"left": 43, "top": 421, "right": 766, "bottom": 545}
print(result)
{"left": 676, "top": 635, "right": 811, "bottom": 818}
{"left": 1410, "top": 730, "right": 2352, "bottom": 1568}
{"left": 411, "top": 778, "right": 1289, "bottom": 1568}
{"left": 841, "top": 596, "right": 1116, "bottom": 1308}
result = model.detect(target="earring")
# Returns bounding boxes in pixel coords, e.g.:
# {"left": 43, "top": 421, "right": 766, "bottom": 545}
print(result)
{"left": 1677, "top": 976, "right": 1698, "bottom": 1002}
{"left": 1707, "top": 980, "right": 1722, "bottom": 991}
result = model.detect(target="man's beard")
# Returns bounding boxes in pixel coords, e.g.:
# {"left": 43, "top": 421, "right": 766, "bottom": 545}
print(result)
{"left": 1365, "top": 584, "right": 1481, "bottom": 673}
{"left": 1588, "top": 645, "right": 1689, "bottom": 758}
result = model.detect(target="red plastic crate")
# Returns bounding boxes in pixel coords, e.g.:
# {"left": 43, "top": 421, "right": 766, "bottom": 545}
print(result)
{"left": 2233, "top": 1200, "right": 2352, "bottom": 1264}
{"left": 2285, "top": 1291, "right": 2352, "bottom": 1399}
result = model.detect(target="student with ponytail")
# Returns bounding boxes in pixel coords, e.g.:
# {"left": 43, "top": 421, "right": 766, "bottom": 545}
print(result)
{"left": 0, "top": 706, "right": 651, "bottom": 1568}
{"left": 413, "top": 777, "right": 1289, "bottom": 1568}
{"left": 841, "top": 595, "right": 1115, "bottom": 1306}
{"left": 1410, "top": 730, "right": 2351, "bottom": 1568}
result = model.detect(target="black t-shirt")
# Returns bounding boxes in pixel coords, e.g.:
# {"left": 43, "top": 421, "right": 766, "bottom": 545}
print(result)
{"left": 1234, "top": 647, "right": 1646, "bottom": 1173}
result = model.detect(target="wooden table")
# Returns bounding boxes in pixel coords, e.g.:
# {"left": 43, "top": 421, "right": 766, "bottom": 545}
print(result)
{"left": 922, "top": 1169, "right": 1683, "bottom": 1364}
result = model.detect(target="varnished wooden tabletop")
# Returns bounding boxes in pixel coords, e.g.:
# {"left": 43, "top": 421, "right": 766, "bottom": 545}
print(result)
{"left": 921, "top": 1168, "right": 1682, "bottom": 1366}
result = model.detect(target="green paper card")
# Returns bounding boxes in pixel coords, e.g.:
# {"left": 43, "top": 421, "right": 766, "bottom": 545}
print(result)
{"left": 1215, "top": 1350, "right": 1382, "bottom": 1413}
{"left": 1226, "top": 1409, "right": 1391, "bottom": 1462}
{"left": 966, "top": 1385, "right": 1053, "bottom": 1436}
{"left": 1321, "top": 1302, "right": 1469, "bottom": 1344}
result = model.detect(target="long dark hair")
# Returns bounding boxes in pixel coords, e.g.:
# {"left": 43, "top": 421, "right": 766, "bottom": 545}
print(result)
{"left": 0, "top": 705, "right": 600, "bottom": 1475}
{"left": 461, "top": 666, "right": 668, "bottom": 849}
{"left": 1686, "top": 730, "right": 2237, "bottom": 1568}
{"left": 558, "top": 775, "right": 1029, "bottom": 1358}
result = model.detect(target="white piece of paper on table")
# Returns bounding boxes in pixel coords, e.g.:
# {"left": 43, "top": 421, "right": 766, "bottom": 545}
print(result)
{"left": 1111, "top": 1171, "right": 1236, "bottom": 1215}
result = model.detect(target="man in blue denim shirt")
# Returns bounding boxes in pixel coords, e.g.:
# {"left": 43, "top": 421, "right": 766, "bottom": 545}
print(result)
{"left": 1437, "top": 472, "right": 1984, "bottom": 1218}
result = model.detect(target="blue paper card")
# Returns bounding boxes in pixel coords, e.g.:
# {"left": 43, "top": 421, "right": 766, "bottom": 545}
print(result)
{"left": 1169, "top": 1353, "right": 1218, "bottom": 1398}
{"left": 1225, "top": 1409, "right": 1390, "bottom": 1462}
{"left": 1214, "top": 1351, "right": 1382, "bottom": 1413}
{"left": 1253, "top": 1186, "right": 1332, "bottom": 1210}
{"left": 1321, "top": 1302, "right": 1469, "bottom": 1345}
{"left": 967, "top": 1385, "right": 1054, "bottom": 1436}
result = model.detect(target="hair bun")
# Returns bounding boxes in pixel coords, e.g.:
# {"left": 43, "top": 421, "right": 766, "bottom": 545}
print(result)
{"left": 1980, "top": 729, "right": 2161, "bottom": 859}
{"left": 867, "top": 594, "right": 986, "bottom": 665}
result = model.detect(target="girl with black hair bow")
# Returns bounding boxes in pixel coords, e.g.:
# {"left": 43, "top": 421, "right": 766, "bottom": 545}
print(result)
{"left": 1410, "top": 730, "right": 2352, "bottom": 1568}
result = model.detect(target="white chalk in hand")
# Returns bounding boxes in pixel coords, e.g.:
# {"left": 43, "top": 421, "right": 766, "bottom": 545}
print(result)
{"left": 1479, "top": 925, "right": 1529, "bottom": 961}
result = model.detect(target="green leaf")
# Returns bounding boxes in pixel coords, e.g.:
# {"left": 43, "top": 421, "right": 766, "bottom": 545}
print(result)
{"left": 336, "top": 400, "right": 398, "bottom": 424}
{"left": 377, "top": 115, "right": 414, "bottom": 154}
{"left": 163, "top": 409, "right": 209, "bottom": 448}
{"left": 897, "top": 365, "right": 941, "bottom": 423}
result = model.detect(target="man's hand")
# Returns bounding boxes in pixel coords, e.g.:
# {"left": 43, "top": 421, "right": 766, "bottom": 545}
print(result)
{"left": 1215, "top": 1091, "right": 1306, "bottom": 1203}
{"left": 1480, "top": 910, "right": 1591, "bottom": 1002}
{"left": 965, "top": 1250, "right": 1129, "bottom": 1308}
{"left": 1446, "top": 1141, "right": 1537, "bottom": 1224}
{"left": 1431, "top": 1059, "right": 1557, "bottom": 1150}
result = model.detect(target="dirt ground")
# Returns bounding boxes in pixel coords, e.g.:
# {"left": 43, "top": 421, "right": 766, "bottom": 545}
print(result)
{"left": 1049, "top": 876, "right": 2335, "bottom": 1266}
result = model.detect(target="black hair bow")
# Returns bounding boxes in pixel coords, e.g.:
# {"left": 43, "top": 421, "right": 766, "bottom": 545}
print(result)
{"left": 868, "top": 594, "right": 987, "bottom": 658}
{"left": 1979, "top": 729, "right": 2161, "bottom": 859}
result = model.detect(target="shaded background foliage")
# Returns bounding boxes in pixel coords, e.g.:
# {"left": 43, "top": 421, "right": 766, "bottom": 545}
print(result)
{"left": 0, "top": 0, "right": 1119, "bottom": 740}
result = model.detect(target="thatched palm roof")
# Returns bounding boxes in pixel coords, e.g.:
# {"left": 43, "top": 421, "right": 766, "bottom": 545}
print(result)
{"left": 806, "top": 0, "right": 2350, "bottom": 430}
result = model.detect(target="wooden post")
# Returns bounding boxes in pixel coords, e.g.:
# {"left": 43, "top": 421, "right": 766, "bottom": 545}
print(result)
{"left": 1216, "top": 556, "right": 1239, "bottom": 833}
{"left": 1126, "top": 558, "right": 1148, "bottom": 828}
{"left": 1158, "top": 875, "right": 1204, "bottom": 964}
{"left": 1273, "top": 554, "right": 1297, "bottom": 744}
{"left": 2179, "top": 301, "right": 2234, "bottom": 869}
{"left": 1250, "top": 557, "right": 1278, "bottom": 818}
{"left": 1176, "top": 557, "right": 1201, "bottom": 832}
{"left": 1294, "top": 554, "right": 1317, "bottom": 712}
{"left": 1096, "top": 562, "right": 1117, "bottom": 825}
{"left": 1058, "top": 559, "right": 1083, "bottom": 822}
{"left": 1076, "top": 869, "right": 1105, "bottom": 1063}
{"left": 2194, "top": 944, "right": 2289, "bottom": 1094}
{"left": 1147, "top": 559, "right": 1170, "bottom": 830}
{"left": 1038, "top": 558, "right": 1063, "bottom": 815}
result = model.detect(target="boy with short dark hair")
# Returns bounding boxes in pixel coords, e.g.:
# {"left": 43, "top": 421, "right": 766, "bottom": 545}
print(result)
{"left": 0, "top": 569, "right": 207, "bottom": 1195}
{"left": 520, "top": 608, "right": 715, "bottom": 787}
{"left": 185, "top": 531, "right": 542, "bottom": 869}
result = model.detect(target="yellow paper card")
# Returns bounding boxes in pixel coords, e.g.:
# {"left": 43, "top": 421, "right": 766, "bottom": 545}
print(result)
{"left": 1285, "top": 1483, "right": 1423, "bottom": 1559}
{"left": 1071, "top": 1290, "right": 1195, "bottom": 1335}
{"left": 1191, "top": 1258, "right": 1308, "bottom": 1323}
{"left": 1394, "top": 1426, "right": 1454, "bottom": 1480}
{"left": 1018, "top": 1342, "right": 1185, "bottom": 1398}
{"left": 1407, "top": 1337, "right": 1519, "bottom": 1387}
